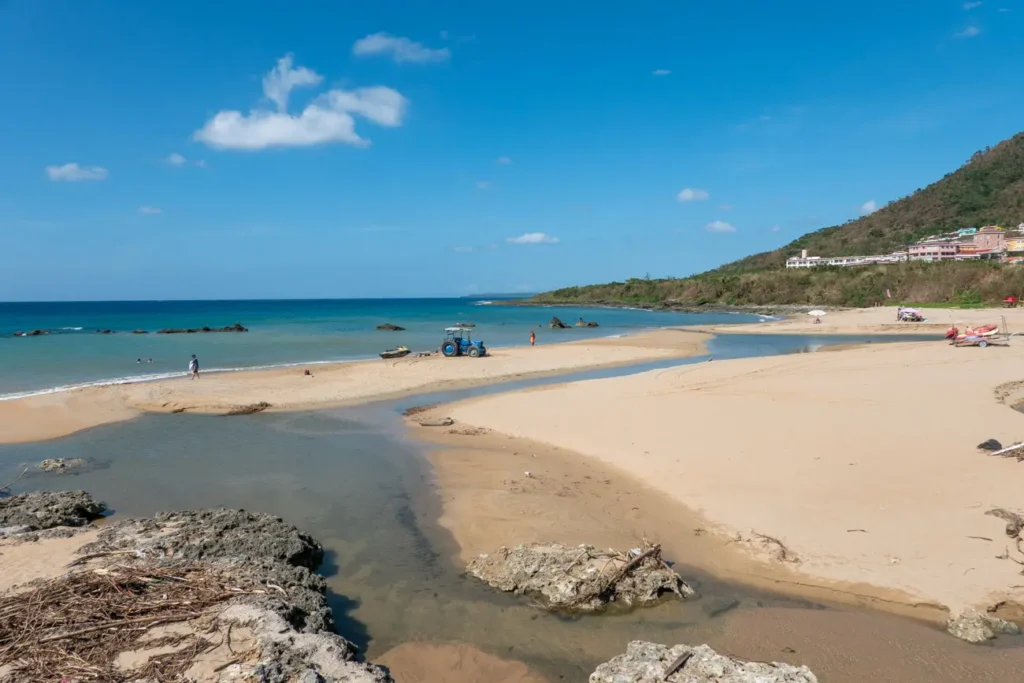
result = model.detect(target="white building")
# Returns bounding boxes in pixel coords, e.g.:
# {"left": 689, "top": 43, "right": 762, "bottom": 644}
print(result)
{"left": 785, "top": 249, "right": 908, "bottom": 268}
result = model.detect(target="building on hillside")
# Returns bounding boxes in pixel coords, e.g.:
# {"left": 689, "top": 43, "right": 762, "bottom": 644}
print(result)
{"left": 785, "top": 249, "right": 908, "bottom": 268}
{"left": 957, "top": 227, "right": 979, "bottom": 238}
{"left": 1006, "top": 236, "right": 1024, "bottom": 252}
{"left": 908, "top": 240, "right": 963, "bottom": 261}
{"left": 974, "top": 225, "right": 1006, "bottom": 251}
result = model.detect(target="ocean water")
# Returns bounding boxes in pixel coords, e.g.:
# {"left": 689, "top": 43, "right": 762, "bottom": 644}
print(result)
{"left": 0, "top": 299, "right": 762, "bottom": 398}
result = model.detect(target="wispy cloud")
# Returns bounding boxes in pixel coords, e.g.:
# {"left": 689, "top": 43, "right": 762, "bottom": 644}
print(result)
{"left": 860, "top": 199, "right": 878, "bottom": 215}
{"left": 677, "top": 187, "right": 709, "bottom": 202}
{"left": 165, "top": 152, "right": 187, "bottom": 166}
{"left": 704, "top": 220, "right": 736, "bottom": 233}
{"left": 954, "top": 25, "right": 981, "bottom": 38}
{"left": 963, "top": 1, "right": 983, "bottom": 8}
{"left": 453, "top": 246, "right": 474, "bottom": 253}
{"left": 652, "top": 69, "right": 671, "bottom": 76}
{"left": 507, "top": 232, "right": 559, "bottom": 245}
{"left": 262, "top": 53, "right": 322, "bottom": 111}
{"left": 496, "top": 156, "right": 512, "bottom": 165}
{"left": 46, "top": 163, "right": 108, "bottom": 181}
{"left": 352, "top": 33, "right": 450, "bottom": 64}
{"left": 139, "top": 206, "right": 162, "bottom": 215}
{"left": 193, "top": 55, "right": 407, "bottom": 150}
{"left": 771, "top": 225, "right": 781, "bottom": 232}
{"left": 719, "top": 203, "right": 732, "bottom": 211}
{"left": 476, "top": 180, "right": 492, "bottom": 189}
{"left": 195, "top": 159, "right": 207, "bottom": 168}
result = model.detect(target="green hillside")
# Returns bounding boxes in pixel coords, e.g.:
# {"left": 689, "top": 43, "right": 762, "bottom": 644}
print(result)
{"left": 531, "top": 132, "right": 1024, "bottom": 307}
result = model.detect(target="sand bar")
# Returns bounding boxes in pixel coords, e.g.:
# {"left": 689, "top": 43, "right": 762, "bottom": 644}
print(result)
{"left": 446, "top": 338, "right": 1024, "bottom": 614}
{"left": 700, "top": 304, "right": 1024, "bottom": 336}
{"left": 0, "top": 330, "right": 707, "bottom": 445}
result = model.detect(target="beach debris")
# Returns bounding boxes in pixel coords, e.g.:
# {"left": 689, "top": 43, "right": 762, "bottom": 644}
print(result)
{"left": 549, "top": 316, "right": 570, "bottom": 329}
{"left": 0, "top": 504, "right": 394, "bottom": 682}
{"left": 588, "top": 641, "right": 818, "bottom": 683}
{"left": 744, "top": 531, "right": 800, "bottom": 563}
{"left": 156, "top": 323, "right": 248, "bottom": 334}
{"left": 222, "top": 401, "right": 272, "bottom": 416}
{"left": 946, "top": 609, "right": 1021, "bottom": 643}
{"left": 0, "top": 468, "right": 28, "bottom": 496}
{"left": 419, "top": 417, "right": 455, "bottom": 427}
{"left": 575, "top": 317, "right": 600, "bottom": 327}
{"left": 375, "top": 323, "right": 406, "bottom": 331}
{"left": 466, "top": 541, "right": 693, "bottom": 613}
{"left": 402, "top": 404, "right": 437, "bottom": 417}
{"left": 38, "top": 458, "right": 89, "bottom": 474}
{"left": 978, "top": 439, "right": 1003, "bottom": 451}
{"left": 0, "top": 490, "right": 105, "bottom": 529}
{"left": 983, "top": 441, "right": 1024, "bottom": 461}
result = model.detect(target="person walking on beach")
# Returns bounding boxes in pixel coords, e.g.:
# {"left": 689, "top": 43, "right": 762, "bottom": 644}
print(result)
{"left": 529, "top": 329, "right": 536, "bottom": 346}
{"left": 189, "top": 354, "right": 200, "bottom": 379}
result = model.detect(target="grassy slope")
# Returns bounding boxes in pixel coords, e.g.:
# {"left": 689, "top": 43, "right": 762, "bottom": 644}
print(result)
{"left": 532, "top": 132, "right": 1024, "bottom": 307}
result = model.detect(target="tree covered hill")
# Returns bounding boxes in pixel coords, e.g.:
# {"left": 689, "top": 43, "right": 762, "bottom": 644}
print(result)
{"left": 530, "top": 132, "right": 1024, "bottom": 307}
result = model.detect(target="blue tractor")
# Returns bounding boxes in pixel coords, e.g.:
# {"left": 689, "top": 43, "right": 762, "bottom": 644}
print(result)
{"left": 441, "top": 327, "right": 487, "bottom": 357}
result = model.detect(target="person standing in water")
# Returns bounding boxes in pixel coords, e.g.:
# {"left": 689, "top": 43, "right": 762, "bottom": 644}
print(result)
{"left": 529, "top": 330, "right": 536, "bottom": 346}
{"left": 189, "top": 354, "right": 200, "bottom": 379}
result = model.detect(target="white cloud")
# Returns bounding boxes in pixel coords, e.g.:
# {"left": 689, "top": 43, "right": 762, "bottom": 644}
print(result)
{"left": 352, "top": 33, "right": 451, "bottom": 64}
{"left": 771, "top": 224, "right": 781, "bottom": 232}
{"left": 677, "top": 187, "right": 709, "bottom": 202}
{"left": 954, "top": 25, "right": 981, "bottom": 38}
{"left": 963, "top": 1, "right": 983, "bottom": 8}
{"left": 506, "top": 232, "right": 559, "bottom": 245}
{"left": 195, "top": 159, "right": 207, "bottom": 168}
{"left": 193, "top": 56, "right": 407, "bottom": 151}
{"left": 165, "top": 152, "right": 187, "bottom": 166}
{"left": 262, "top": 54, "right": 322, "bottom": 112}
{"left": 139, "top": 206, "right": 162, "bottom": 214}
{"left": 719, "top": 203, "right": 732, "bottom": 211}
{"left": 704, "top": 220, "right": 736, "bottom": 233}
{"left": 652, "top": 69, "right": 671, "bottom": 76}
{"left": 46, "top": 163, "right": 108, "bottom": 181}
{"left": 476, "top": 180, "right": 492, "bottom": 189}
{"left": 496, "top": 156, "right": 512, "bottom": 164}
{"left": 453, "top": 246, "right": 474, "bottom": 253}
{"left": 860, "top": 199, "right": 878, "bottom": 215}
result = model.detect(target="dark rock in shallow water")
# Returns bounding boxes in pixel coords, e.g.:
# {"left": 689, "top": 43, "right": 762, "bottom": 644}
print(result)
{"left": 13, "top": 329, "right": 50, "bottom": 337}
{"left": 376, "top": 323, "right": 406, "bottom": 331}
{"left": 0, "top": 490, "right": 105, "bottom": 530}
{"left": 157, "top": 322, "right": 248, "bottom": 334}
{"left": 590, "top": 641, "right": 818, "bottom": 682}
{"left": 946, "top": 609, "right": 1020, "bottom": 643}
{"left": 97, "top": 329, "right": 113, "bottom": 334}
{"left": 38, "top": 457, "right": 89, "bottom": 474}
{"left": 575, "top": 317, "right": 599, "bottom": 327}
{"left": 549, "top": 317, "right": 570, "bottom": 329}
{"left": 132, "top": 329, "right": 148, "bottom": 334}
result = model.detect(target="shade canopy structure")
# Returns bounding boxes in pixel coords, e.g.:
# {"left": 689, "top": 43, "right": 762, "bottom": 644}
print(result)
{"left": 807, "top": 310, "right": 827, "bottom": 317}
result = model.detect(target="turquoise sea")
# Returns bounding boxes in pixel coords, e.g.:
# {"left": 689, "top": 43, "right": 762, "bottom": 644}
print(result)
{"left": 0, "top": 298, "right": 765, "bottom": 398}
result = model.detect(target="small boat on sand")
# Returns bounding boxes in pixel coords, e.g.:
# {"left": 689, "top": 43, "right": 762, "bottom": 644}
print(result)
{"left": 379, "top": 346, "right": 410, "bottom": 359}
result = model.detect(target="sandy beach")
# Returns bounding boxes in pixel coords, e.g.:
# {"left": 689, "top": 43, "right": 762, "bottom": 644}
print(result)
{"left": 0, "top": 330, "right": 707, "bottom": 444}
{"left": 700, "top": 304, "right": 1024, "bottom": 336}
{"left": 442, "top": 330, "right": 1024, "bottom": 617}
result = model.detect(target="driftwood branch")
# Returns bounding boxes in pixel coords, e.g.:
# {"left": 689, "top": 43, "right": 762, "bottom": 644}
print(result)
{"left": 37, "top": 612, "right": 203, "bottom": 644}
{"left": 662, "top": 651, "right": 693, "bottom": 680}
{"left": 0, "top": 468, "right": 28, "bottom": 495}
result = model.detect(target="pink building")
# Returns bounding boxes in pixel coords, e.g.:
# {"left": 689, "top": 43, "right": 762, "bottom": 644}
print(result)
{"left": 908, "top": 241, "right": 961, "bottom": 261}
{"left": 973, "top": 226, "right": 1006, "bottom": 251}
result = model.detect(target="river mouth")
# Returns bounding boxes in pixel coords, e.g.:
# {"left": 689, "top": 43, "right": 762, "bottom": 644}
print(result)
{"left": 2, "top": 333, "right": 1021, "bottom": 681}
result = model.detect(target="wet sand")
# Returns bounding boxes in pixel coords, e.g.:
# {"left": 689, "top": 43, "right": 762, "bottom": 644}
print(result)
{"left": 377, "top": 643, "right": 548, "bottom": 683}
{"left": 0, "top": 330, "right": 708, "bottom": 445}
{"left": 414, "top": 419, "right": 1024, "bottom": 682}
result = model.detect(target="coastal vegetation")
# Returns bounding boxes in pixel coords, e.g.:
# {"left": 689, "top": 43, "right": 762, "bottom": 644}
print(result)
{"left": 531, "top": 131, "right": 1024, "bottom": 307}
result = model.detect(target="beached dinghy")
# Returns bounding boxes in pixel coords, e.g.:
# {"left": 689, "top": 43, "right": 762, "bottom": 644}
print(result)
{"left": 379, "top": 345, "right": 410, "bottom": 359}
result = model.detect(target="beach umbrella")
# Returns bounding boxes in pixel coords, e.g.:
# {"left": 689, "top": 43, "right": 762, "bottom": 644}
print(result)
{"left": 807, "top": 310, "right": 827, "bottom": 317}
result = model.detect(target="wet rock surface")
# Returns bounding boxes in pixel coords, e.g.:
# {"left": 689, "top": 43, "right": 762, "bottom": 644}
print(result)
{"left": 223, "top": 401, "right": 272, "bottom": 416}
{"left": 575, "top": 317, "right": 599, "bottom": 327}
{"left": 0, "top": 490, "right": 106, "bottom": 530}
{"left": 549, "top": 317, "right": 570, "bottom": 329}
{"left": 946, "top": 609, "right": 1021, "bottom": 643}
{"left": 589, "top": 641, "right": 818, "bottom": 683}
{"left": 157, "top": 323, "right": 248, "bottom": 334}
{"left": 375, "top": 323, "right": 406, "bottom": 331}
{"left": 38, "top": 457, "right": 89, "bottom": 473}
{"left": 467, "top": 542, "right": 693, "bottom": 612}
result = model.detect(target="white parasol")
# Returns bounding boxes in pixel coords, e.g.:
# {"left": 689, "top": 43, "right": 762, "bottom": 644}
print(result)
{"left": 807, "top": 310, "right": 827, "bottom": 317}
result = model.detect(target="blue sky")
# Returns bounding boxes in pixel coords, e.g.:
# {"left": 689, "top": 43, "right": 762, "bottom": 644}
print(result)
{"left": 2, "top": 0, "right": 1022, "bottom": 300}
